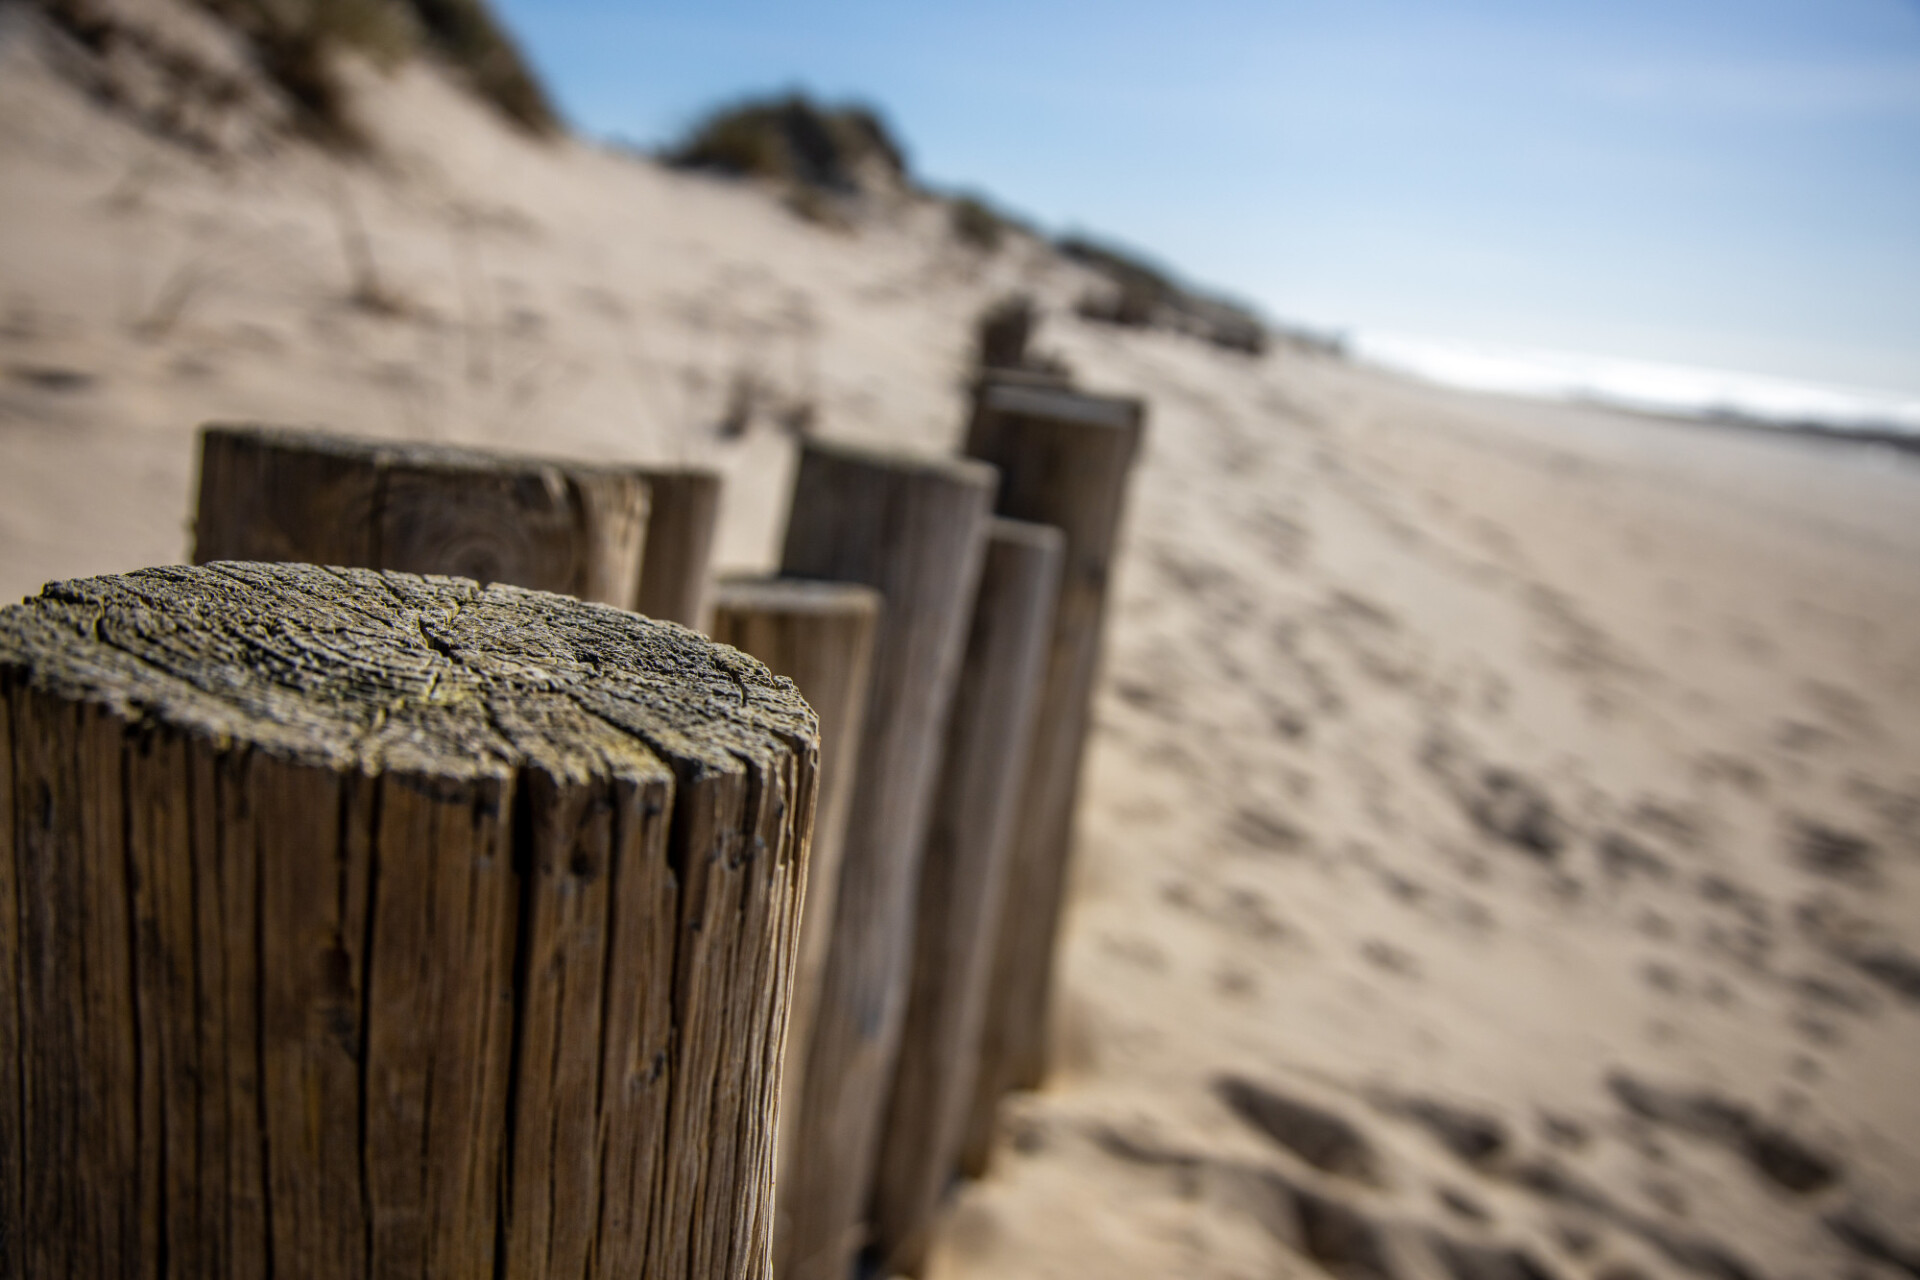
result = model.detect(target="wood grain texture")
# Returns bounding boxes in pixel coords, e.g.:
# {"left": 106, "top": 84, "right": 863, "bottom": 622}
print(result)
{"left": 961, "top": 380, "right": 1144, "bottom": 1172}
{"left": 870, "top": 519, "right": 1062, "bottom": 1277}
{"left": 192, "top": 425, "right": 652, "bottom": 609}
{"left": 0, "top": 561, "right": 819, "bottom": 1280}
{"left": 775, "top": 442, "right": 997, "bottom": 1280}
{"left": 0, "top": 648, "right": 16, "bottom": 1278}
{"left": 708, "top": 575, "right": 881, "bottom": 1268}
{"left": 633, "top": 468, "right": 723, "bottom": 627}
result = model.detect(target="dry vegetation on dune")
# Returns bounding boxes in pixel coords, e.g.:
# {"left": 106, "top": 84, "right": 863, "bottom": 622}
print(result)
{"left": 3, "top": 7, "right": 1920, "bottom": 1280}
{"left": 31, "top": 0, "right": 557, "bottom": 147}
{"left": 1061, "top": 232, "right": 1265, "bottom": 355}
{"left": 658, "top": 90, "right": 1278, "bottom": 356}
{"left": 667, "top": 93, "right": 910, "bottom": 194}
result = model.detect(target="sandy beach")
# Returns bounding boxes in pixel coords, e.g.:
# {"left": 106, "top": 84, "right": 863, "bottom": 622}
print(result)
{"left": 4, "top": 8, "right": 1919, "bottom": 1277}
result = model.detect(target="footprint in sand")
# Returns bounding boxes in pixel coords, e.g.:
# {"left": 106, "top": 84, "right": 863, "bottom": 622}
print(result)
{"left": 1421, "top": 734, "right": 1569, "bottom": 863}
{"left": 1149, "top": 544, "right": 1254, "bottom": 625}
{"left": 1227, "top": 803, "right": 1310, "bottom": 856}
{"left": 1113, "top": 672, "right": 1182, "bottom": 722}
{"left": 1219, "top": 887, "right": 1292, "bottom": 945}
{"left": 1503, "top": 1156, "right": 1767, "bottom": 1280}
{"left": 1263, "top": 693, "right": 1312, "bottom": 742}
{"left": 1244, "top": 504, "right": 1310, "bottom": 568}
{"left": 0, "top": 361, "right": 101, "bottom": 430}
{"left": 1824, "top": 1206, "right": 1920, "bottom": 1280}
{"left": 1634, "top": 908, "right": 1676, "bottom": 941}
{"left": 1213, "top": 1075, "right": 1382, "bottom": 1185}
{"left": 1369, "top": 1090, "right": 1510, "bottom": 1170}
{"left": 1638, "top": 960, "right": 1685, "bottom": 997}
{"left": 1437, "top": 1185, "right": 1490, "bottom": 1223}
{"left": 1795, "top": 897, "right": 1920, "bottom": 1004}
{"left": 1522, "top": 583, "right": 1640, "bottom": 680}
{"left": 1789, "top": 972, "right": 1879, "bottom": 1017}
{"left": 1693, "top": 753, "right": 1768, "bottom": 797}
{"left": 1212, "top": 964, "right": 1260, "bottom": 1000}
{"left": 1774, "top": 719, "right": 1837, "bottom": 753}
{"left": 4, "top": 362, "right": 96, "bottom": 393}
{"left": 1361, "top": 939, "right": 1423, "bottom": 980}
{"left": 1597, "top": 831, "right": 1674, "bottom": 886}
{"left": 1604, "top": 1071, "right": 1840, "bottom": 1195}
{"left": 1537, "top": 1112, "right": 1590, "bottom": 1152}
{"left": 1627, "top": 798, "right": 1708, "bottom": 852}
{"left": 1322, "top": 589, "right": 1424, "bottom": 689}
{"left": 1101, "top": 1113, "right": 1568, "bottom": 1280}
{"left": 1787, "top": 818, "right": 1880, "bottom": 886}
{"left": 1798, "top": 679, "right": 1886, "bottom": 745}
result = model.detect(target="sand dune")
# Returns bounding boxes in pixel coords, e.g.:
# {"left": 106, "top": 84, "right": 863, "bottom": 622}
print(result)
{"left": 4, "top": 8, "right": 1919, "bottom": 1278}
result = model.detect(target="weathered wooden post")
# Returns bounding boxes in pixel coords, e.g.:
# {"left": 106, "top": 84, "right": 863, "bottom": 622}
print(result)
{"left": 975, "top": 294, "right": 1035, "bottom": 371}
{"left": 191, "top": 425, "right": 652, "bottom": 608}
{"left": 633, "top": 466, "right": 723, "bottom": 627}
{"left": 0, "top": 561, "right": 817, "bottom": 1280}
{"left": 870, "top": 519, "right": 1063, "bottom": 1276}
{"left": 969, "top": 366, "right": 1075, "bottom": 397}
{"left": 706, "top": 574, "right": 881, "bottom": 1255}
{"left": 774, "top": 442, "right": 997, "bottom": 1280}
{"left": 960, "top": 379, "right": 1144, "bottom": 1173}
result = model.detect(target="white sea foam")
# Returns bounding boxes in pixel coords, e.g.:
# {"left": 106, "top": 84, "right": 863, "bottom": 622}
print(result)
{"left": 1350, "top": 332, "right": 1920, "bottom": 439}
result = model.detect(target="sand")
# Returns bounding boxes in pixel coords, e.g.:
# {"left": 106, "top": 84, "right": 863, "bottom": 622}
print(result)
{"left": 4, "top": 8, "right": 1919, "bottom": 1278}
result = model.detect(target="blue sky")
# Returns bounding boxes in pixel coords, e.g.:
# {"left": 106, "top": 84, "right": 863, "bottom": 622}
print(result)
{"left": 491, "top": 0, "right": 1920, "bottom": 394}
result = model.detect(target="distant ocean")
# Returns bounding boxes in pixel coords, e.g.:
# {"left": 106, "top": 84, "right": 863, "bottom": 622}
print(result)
{"left": 1349, "top": 332, "right": 1920, "bottom": 443}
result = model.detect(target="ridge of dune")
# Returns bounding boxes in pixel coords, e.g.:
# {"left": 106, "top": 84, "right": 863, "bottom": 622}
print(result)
{"left": 4, "top": 6, "right": 1920, "bottom": 1278}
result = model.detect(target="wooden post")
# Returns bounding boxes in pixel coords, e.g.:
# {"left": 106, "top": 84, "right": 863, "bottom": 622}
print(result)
{"left": 0, "top": 561, "right": 818, "bottom": 1280}
{"left": 960, "top": 379, "right": 1144, "bottom": 1172}
{"left": 774, "top": 442, "right": 996, "bottom": 1280}
{"left": 706, "top": 574, "right": 881, "bottom": 1262}
{"left": 870, "top": 519, "right": 1063, "bottom": 1277}
{"left": 975, "top": 295, "right": 1035, "bottom": 371}
{"left": 191, "top": 425, "right": 652, "bottom": 609}
{"left": 633, "top": 467, "right": 723, "bottom": 627}
{"left": 969, "top": 366, "right": 1074, "bottom": 396}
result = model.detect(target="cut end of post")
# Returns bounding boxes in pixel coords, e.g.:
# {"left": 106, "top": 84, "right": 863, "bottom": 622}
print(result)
{"left": 0, "top": 561, "right": 814, "bottom": 783}
{"left": 793, "top": 437, "right": 1001, "bottom": 490}
{"left": 976, "top": 381, "right": 1145, "bottom": 433}
{"left": 191, "top": 424, "right": 655, "bottom": 610}
{"left": 712, "top": 574, "right": 884, "bottom": 620}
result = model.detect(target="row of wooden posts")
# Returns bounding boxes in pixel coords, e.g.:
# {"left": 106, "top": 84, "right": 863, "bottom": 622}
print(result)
{"left": 0, "top": 371, "right": 1142, "bottom": 1279}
